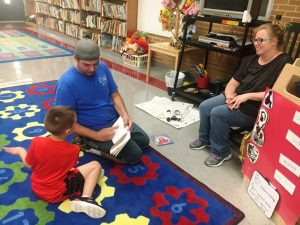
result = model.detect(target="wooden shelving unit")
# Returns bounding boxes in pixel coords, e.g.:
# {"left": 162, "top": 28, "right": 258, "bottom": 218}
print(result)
{"left": 24, "top": 0, "right": 36, "bottom": 17}
{"left": 171, "top": 15, "right": 265, "bottom": 103}
{"left": 32, "top": 0, "right": 137, "bottom": 52}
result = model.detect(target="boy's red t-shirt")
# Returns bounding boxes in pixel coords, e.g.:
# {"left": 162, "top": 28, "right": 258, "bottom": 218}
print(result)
{"left": 25, "top": 136, "right": 80, "bottom": 203}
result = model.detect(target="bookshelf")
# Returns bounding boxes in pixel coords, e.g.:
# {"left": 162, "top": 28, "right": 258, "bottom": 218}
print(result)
{"left": 34, "top": 0, "right": 138, "bottom": 52}
{"left": 24, "top": 0, "right": 36, "bottom": 17}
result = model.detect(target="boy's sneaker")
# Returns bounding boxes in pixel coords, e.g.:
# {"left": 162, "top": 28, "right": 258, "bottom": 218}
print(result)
{"left": 71, "top": 196, "right": 106, "bottom": 218}
{"left": 189, "top": 139, "right": 210, "bottom": 150}
{"left": 204, "top": 153, "right": 232, "bottom": 167}
{"left": 100, "top": 169, "right": 105, "bottom": 179}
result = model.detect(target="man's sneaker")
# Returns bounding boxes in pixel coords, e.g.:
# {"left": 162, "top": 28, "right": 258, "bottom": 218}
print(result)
{"left": 204, "top": 153, "right": 232, "bottom": 167}
{"left": 71, "top": 136, "right": 86, "bottom": 152}
{"left": 71, "top": 196, "right": 106, "bottom": 218}
{"left": 84, "top": 147, "right": 102, "bottom": 156}
{"left": 85, "top": 148, "right": 125, "bottom": 164}
{"left": 189, "top": 139, "right": 210, "bottom": 150}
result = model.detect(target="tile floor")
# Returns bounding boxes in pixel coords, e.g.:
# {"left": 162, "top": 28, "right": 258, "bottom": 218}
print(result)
{"left": 0, "top": 23, "right": 275, "bottom": 225}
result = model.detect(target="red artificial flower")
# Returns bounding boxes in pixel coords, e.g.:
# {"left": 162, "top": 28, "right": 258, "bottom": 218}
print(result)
{"left": 137, "top": 39, "right": 149, "bottom": 54}
{"left": 127, "top": 31, "right": 134, "bottom": 38}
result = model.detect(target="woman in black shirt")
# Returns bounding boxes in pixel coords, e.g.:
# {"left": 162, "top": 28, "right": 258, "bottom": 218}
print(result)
{"left": 189, "top": 23, "right": 293, "bottom": 167}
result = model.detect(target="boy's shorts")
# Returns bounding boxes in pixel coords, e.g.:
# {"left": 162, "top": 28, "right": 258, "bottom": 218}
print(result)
{"left": 63, "top": 168, "right": 84, "bottom": 197}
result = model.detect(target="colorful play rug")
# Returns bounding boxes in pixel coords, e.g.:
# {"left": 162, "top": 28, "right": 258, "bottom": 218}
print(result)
{"left": 0, "top": 29, "right": 73, "bottom": 63}
{"left": 0, "top": 81, "right": 245, "bottom": 225}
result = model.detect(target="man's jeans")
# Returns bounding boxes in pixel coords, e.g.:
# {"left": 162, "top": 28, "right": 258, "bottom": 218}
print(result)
{"left": 199, "top": 94, "right": 256, "bottom": 157}
{"left": 83, "top": 122, "right": 150, "bottom": 164}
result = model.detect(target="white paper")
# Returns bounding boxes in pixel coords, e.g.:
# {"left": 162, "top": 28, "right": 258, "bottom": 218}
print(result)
{"left": 112, "top": 117, "right": 128, "bottom": 143}
{"left": 274, "top": 169, "right": 295, "bottom": 195}
{"left": 110, "top": 117, "right": 130, "bottom": 156}
{"left": 135, "top": 96, "right": 199, "bottom": 129}
{"left": 248, "top": 171, "right": 279, "bottom": 218}
{"left": 242, "top": 10, "right": 248, "bottom": 23}
{"left": 242, "top": 10, "right": 252, "bottom": 23}
{"left": 285, "top": 130, "right": 300, "bottom": 151}
{"left": 279, "top": 153, "right": 300, "bottom": 177}
{"left": 293, "top": 111, "right": 300, "bottom": 126}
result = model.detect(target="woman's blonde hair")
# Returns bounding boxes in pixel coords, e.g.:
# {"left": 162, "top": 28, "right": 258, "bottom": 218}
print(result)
{"left": 254, "top": 23, "right": 286, "bottom": 49}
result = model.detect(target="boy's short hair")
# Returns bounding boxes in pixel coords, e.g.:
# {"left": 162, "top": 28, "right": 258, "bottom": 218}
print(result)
{"left": 44, "top": 106, "right": 76, "bottom": 136}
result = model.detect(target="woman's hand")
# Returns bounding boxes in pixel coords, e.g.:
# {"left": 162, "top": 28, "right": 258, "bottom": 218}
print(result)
{"left": 225, "top": 93, "right": 237, "bottom": 109}
{"left": 228, "top": 94, "right": 249, "bottom": 110}
{"left": 225, "top": 93, "right": 237, "bottom": 101}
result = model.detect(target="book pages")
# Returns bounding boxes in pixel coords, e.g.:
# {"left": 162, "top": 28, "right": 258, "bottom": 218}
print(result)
{"left": 110, "top": 117, "right": 130, "bottom": 156}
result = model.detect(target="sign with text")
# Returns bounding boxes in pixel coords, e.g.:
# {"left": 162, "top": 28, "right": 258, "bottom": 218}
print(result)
{"left": 248, "top": 171, "right": 279, "bottom": 218}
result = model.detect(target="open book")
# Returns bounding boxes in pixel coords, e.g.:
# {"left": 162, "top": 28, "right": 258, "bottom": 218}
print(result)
{"left": 110, "top": 117, "right": 131, "bottom": 156}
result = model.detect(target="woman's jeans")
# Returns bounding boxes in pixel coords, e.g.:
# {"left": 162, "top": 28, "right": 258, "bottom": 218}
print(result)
{"left": 199, "top": 94, "right": 256, "bottom": 157}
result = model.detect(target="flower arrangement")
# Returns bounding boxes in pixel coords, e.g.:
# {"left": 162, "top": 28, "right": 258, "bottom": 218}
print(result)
{"left": 120, "top": 31, "right": 149, "bottom": 56}
{"left": 159, "top": 0, "right": 200, "bottom": 47}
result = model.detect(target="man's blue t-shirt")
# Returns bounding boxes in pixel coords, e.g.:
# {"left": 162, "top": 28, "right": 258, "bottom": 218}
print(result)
{"left": 55, "top": 62, "right": 118, "bottom": 130}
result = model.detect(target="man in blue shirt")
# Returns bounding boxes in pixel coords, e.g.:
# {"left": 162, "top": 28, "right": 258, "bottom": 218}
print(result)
{"left": 55, "top": 39, "right": 149, "bottom": 164}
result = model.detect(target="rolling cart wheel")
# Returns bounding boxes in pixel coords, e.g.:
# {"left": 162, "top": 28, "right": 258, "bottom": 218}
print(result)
{"left": 171, "top": 92, "right": 175, "bottom": 101}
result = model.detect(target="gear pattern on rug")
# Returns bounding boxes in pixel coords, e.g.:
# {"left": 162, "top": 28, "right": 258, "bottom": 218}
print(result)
{"left": 0, "top": 197, "right": 55, "bottom": 224}
{"left": 0, "top": 104, "right": 40, "bottom": 120}
{"left": 0, "top": 90, "right": 25, "bottom": 103}
{"left": 110, "top": 155, "right": 159, "bottom": 186}
{"left": 101, "top": 213, "right": 150, "bottom": 225}
{"left": 0, "top": 79, "right": 245, "bottom": 224}
{"left": 0, "top": 134, "right": 10, "bottom": 148}
{"left": 0, "top": 161, "right": 28, "bottom": 195}
{"left": 12, "top": 122, "right": 50, "bottom": 142}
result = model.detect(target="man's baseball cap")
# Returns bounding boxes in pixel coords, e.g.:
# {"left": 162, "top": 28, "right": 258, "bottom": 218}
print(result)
{"left": 74, "top": 39, "right": 100, "bottom": 60}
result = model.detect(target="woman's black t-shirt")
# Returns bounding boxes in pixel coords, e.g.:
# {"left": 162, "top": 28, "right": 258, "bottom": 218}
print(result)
{"left": 233, "top": 53, "right": 293, "bottom": 118}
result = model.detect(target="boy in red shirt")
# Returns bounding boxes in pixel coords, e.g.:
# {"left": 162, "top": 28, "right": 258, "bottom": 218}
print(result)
{"left": 3, "top": 106, "right": 106, "bottom": 219}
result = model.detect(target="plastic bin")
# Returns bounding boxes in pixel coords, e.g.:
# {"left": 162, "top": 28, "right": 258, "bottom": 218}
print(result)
{"left": 122, "top": 53, "right": 148, "bottom": 67}
{"left": 165, "top": 70, "right": 185, "bottom": 88}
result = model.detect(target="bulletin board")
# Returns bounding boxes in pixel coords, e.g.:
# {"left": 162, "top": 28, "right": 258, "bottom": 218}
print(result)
{"left": 137, "top": 0, "right": 171, "bottom": 37}
{"left": 242, "top": 89, "right": 300, "bottom": 225}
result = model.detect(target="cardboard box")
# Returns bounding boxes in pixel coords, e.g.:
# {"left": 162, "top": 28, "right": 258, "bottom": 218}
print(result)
{"left": 273, "top": 63, "right": 300, "bottom": 105}
{"left": 242, "top": 63, "right": 300, "bottom": 225}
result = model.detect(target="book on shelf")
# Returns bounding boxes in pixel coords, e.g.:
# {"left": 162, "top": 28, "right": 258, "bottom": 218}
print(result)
{"left": 110, "top": 117, "right": 130, "bottom": 156}
{"left": 100, "top": 33, "right": 112, "bottom": 47}
{"left": 92, "top": 33, "right": 101, "bottom": 45}
{"left": 102, "top": 2, "right": 126, "bottom": 20}
{"left": 79, "top": 28, "right": 92, "bottom": 39}
{"left": 35, "top": 0, "right": 137, "bottom": 53}
{"left": 111, "top": 35, "right": 124, "bottom": 51}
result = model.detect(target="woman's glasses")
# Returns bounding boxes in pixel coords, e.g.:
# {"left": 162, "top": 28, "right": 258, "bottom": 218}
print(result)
{"left": 253, "top": 37, "right": 272, "bottom": 44}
